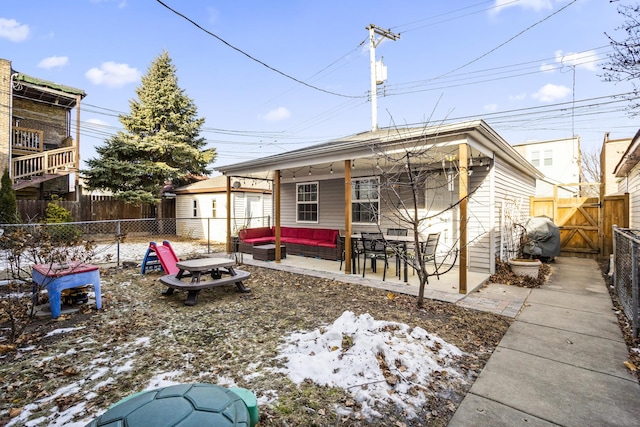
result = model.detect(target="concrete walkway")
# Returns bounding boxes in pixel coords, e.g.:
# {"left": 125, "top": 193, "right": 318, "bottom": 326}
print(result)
{"left": 449, "top": 257, "right": 640, "bottom": 426}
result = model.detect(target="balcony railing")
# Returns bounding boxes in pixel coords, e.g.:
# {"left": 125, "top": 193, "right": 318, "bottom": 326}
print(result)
{"left": 12, "top": 126, "right": 44, "bottom": 154}
{"left": 12, "top": 147, "right": 77, "bottom": 182}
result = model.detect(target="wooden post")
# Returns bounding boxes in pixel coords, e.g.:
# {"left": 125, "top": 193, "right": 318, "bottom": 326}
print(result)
{"left": 274, "top": 170, "right": 282, "bottom": 263}
{"left": 344, "top": 160, "right": 352, "bottom": 274}
{"left": 458, "top": 144, "right": 468, "bottom": 294}
{"left": 75, "top": 94, "right": 81, "bottom": 198}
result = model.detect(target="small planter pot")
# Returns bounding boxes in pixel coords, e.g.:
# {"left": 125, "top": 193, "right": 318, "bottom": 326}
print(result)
{"left": 509, "top": 258, "right": 542, "bottom": 278}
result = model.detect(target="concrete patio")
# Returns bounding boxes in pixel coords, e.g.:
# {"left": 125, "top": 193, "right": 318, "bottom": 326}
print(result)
{"left": 235, "top": 250, "right": 491, "bottom": 304}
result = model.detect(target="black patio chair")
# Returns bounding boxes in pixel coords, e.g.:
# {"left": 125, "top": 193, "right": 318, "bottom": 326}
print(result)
{"left": 386, "top": 228, "right": 408, "bottom": 279}
{"left": 411, "top": 232, "right": 441, "bottom": 283}
{"left": 339, "top": 231, "right": 363, "bottom": 274}
{"left": 386, "top": 228, "right": 408, "bottom": 236}
{"left": 361, "top": 232, "right": 388, "bottom": 281}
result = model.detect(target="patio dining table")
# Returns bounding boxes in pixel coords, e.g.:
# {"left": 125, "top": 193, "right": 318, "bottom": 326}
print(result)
{"left": 350, "top": 234, "right": 415, "bottom": 282}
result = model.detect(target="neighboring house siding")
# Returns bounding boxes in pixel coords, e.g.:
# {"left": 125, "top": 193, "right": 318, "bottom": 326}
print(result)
{"left": 176, "top": 195, "right": 209, "bottom": 240}
{"left": 513, "top": 138, "right": 579, "bottom": 197}
{"left": 602, "top": 138, "right": 630, "bottom": 196}
{"left": 0, "top": 59, "right": 10, "bottom": 172}
{"left": 176, "top": 191, "right": 271, "bottom": 243}
{"left": 618, "top": 169, "right": 640, "bottom": 228}
{"left": 493, "top": 157, "right": 536, "bottom": 261}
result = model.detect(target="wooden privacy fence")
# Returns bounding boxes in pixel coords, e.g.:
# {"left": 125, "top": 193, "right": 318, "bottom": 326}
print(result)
{"left": 530, "top": 193, "right": 629, "bottom": 260}
{"left": 16, "top": 197, "right": 176, "bottom": 222}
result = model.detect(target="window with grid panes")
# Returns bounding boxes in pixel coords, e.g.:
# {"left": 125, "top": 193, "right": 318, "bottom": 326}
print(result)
{"left": 530, "top": 150, "right": 540, "bottom": 167}
{"left": 296, "top": 182, "right": 318, "bottom": 222}
{"left": 352, "top": 177, "right": 379, "bottom": 224}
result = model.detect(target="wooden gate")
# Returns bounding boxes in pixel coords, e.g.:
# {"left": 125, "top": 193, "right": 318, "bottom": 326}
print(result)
{"left": 530, "top": 192, "right": 629, "bottom": 260}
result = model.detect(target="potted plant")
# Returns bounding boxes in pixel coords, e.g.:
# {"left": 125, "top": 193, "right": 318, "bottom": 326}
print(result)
{"left": 508, "top": 222, "right": 542, "bottom": 278}
{"left": 509, "top": 257, "right": 542, "bottom": 278}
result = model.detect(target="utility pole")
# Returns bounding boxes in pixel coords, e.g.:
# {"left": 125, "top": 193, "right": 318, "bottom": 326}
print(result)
{"left": 366, "top": 24, "right": 400, "bottom": 132}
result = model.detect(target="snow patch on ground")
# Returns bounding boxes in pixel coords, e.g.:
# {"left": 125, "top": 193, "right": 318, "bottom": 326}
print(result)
{"left": 275, "top": 310, "right": 467, "bottom": 419}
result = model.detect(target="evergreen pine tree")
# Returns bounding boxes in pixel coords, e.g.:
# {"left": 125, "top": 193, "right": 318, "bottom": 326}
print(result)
{"left": 83, "top": 51, "right": 215, "bottom": 203}
{"left": 0, "top": 168, "right": 19, "bottom": 224}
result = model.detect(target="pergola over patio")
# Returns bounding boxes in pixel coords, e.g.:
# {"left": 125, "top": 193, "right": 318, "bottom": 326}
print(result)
{"left": 215, "top": 120, "right": 541, "bottom": 293}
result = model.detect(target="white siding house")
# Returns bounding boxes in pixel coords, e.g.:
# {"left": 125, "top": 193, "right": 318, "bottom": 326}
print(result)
{"left": 512, "top": 137, "right": 581, "bottom": 197}
{"left": 614, "top": 130, "right": 640, "bottom": 228}
{"left": 215, "top": 120, "right": 540, "bottom": 287}
{"left": 174, "top": 176, "right": 272, "bottom": 243}
{"left": 601, "top": 132, "right": 632, "bottom": 197}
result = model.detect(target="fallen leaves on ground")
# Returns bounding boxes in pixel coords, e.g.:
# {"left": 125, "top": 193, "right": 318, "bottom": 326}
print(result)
{"left": 1, "top": 258, "right": 512, "bottom": 426}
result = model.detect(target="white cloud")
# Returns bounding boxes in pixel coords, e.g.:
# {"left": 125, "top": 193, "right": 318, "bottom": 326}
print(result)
{"left": 0, "top": 18, "right": 30, "bottom": 42}
{"left": 484, "top": 103, "right": 498, "bottom": 112}
{"left": 532, "top": 83, "right": 571, "bottom": 102}
{"left": 509, "top": 92, "right": 527, "bottom": 101}
{"left": 492, "top": 0, "right": 552, "bottom": 15}
{"left": 86, "top": 118, "right": 109, "bottom": 126}
{"left": 90, "top": 0, "right": 126, "bottom": 5}
{"left": 260, "top": 107, "right": 291, "bottom": 122}
{"left": 554, "top": 49, "right": 600, "bottom": 71}
{"left": 540, "top": 63, "right": 555, "bottom": 73}
{"left": 85, "top": 62, "right": 140, "bottom": 88}
{"left": 38, "top": 56, "right": 69, "bottom": 69}
{"left": 207, "top": 7, "right": 219, "bottom": 24}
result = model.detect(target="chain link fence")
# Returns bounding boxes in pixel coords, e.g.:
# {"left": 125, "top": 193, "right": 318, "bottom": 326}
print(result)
{"left": 0, "top": 217, "right": 267, "bottom": 271}
{"left": 612, "top": 226, "right": 640, "bottom": 338}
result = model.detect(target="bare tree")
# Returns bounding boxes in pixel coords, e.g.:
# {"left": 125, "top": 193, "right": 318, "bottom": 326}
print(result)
{"left": 602, "top": 3, "right": 640, "bottom": 115}
{"left": 580, "top": 145, "right": 601, "bottom": 197}
{"left": 365, "top": 125, "right": 477, "bottom": 307}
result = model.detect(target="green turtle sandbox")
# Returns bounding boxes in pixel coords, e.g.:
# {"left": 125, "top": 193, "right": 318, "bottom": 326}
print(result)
{"left": 85, "top": 383, "right": 258, "bottom": 427}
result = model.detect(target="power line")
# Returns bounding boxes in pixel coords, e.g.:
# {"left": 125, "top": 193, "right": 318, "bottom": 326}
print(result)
{"left": 155, "top": 0, "right": 366, "bottom": 99}
{"left": 391, "top": 0, "right": 519, "bottom": 34}
{"left": 429, "top": 0, "right": 579, "bottom": 81}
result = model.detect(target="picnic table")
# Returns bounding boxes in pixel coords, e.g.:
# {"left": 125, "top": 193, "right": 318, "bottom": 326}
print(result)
{"left": 159, "top": 257, "right": 251, "bottom": 306}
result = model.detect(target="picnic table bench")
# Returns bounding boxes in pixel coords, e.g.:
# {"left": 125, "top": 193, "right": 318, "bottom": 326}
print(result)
{"left": 159, "top": 258, "right": 251, "bottom": 306}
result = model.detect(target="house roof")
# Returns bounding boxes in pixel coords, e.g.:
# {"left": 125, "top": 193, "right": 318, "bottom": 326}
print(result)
{"left": 173, "top": 175, "right": 272, "bottom": 195}
{"left": 614, "top": 129, "right": 640, "bottom": 177}
{"left": 215, "top": 119, "right": 542, "bottom": 179}
{"left": 13, "top": 73, "right": 86, "bottom": 109}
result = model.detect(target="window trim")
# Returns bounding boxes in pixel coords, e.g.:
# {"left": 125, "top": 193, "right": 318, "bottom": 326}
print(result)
{"left": 296, "top": 181, "right": 319, "bottom": 223}
{"left": 352, "top": 176, "right": 380, "bottom": 225}
{"left": 192, "top": 200, "right": 198, "bottom": 217}
{"left": 530, "top": 150, "right": 540, "bottom": 167}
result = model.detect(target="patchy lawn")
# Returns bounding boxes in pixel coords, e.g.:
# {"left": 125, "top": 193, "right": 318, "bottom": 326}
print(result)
{"left": 1, "top": 262, "right": 512, "bottom": 427}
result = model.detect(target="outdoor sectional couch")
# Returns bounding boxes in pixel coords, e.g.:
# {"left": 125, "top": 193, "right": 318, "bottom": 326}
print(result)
{"left": 238, "top": 226, "right": 342, "bottom": 261}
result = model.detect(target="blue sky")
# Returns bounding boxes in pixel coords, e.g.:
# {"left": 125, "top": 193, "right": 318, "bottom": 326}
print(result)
{"left": 1, "top": 0, "right": 637, "bottom": 170}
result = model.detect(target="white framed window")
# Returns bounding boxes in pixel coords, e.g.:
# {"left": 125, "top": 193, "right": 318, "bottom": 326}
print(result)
{"left": 192, "top": 200, "right": 198, "bottom": 217}
{"left": 352, "top": 177, "right": 379, "bottom": 224}
{"left": 296, "top": 182, "right": 318, "bottom": 222}
{"left": 530, "top": 150, "right": 540, "bottom": 167}
{"left": 543, "top": 149, "right": 553, "bottom": 166}
{"left": 212, "top": 199, "right": 217, "bottom": 218}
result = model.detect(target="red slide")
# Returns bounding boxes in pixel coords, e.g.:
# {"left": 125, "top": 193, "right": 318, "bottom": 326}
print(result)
{"left": 151, "top": 241, "right": 180, "bottom": 275}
